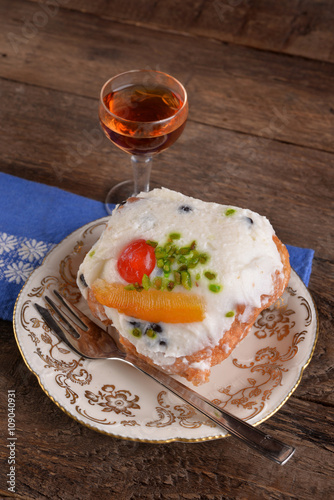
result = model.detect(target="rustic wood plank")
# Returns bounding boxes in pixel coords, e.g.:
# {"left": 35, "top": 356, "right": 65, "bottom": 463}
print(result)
{"left": 27, "top": 0, "right": 334, "bottom": 64}
{"left": 1, "top": 0, "right": 334, "bottom": 153}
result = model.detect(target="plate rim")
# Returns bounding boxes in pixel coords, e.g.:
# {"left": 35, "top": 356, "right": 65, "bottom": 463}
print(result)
{"left": 12, "top": 217, "right": 319, "bottom": 443}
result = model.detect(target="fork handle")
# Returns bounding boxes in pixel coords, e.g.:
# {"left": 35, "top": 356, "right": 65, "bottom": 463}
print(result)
{"left": 125, "top": 355, "right": 295, "bottom": 465}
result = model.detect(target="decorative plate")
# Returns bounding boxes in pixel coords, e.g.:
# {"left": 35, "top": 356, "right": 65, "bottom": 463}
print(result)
{"left": 13, "top": 218, "right": 318, "bottom": 443}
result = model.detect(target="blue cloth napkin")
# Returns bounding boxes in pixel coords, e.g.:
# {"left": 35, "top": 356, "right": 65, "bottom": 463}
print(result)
{"left": 0, "top": 173, "right": 314, "bottom": 322}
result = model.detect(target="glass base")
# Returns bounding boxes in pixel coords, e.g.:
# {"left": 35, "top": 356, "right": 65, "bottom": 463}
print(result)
{"left": 105, "top": 180, "right": 161, "bottom": 215}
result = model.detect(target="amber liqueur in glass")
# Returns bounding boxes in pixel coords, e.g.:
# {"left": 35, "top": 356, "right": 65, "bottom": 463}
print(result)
{"left": 100, "top": 84, "right": 187, "bottom": 155}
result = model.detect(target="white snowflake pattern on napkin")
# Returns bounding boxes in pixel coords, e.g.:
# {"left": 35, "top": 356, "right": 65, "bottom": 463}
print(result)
{"left": 0, "top": 232, "right": 54, "bottom": 285}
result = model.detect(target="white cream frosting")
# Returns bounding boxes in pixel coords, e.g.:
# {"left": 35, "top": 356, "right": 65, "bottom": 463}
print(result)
{"left": 77, "top": 188, "right": 284, "bottom": 368}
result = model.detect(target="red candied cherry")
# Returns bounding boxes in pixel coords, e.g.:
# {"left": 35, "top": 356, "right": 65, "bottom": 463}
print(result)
{"left": 117, "top": 239, "right": 156, "bottom": 284}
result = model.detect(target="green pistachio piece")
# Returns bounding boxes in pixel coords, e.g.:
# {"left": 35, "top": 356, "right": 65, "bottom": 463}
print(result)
{"left": 178, "top": 264, "right": 188, "bottom": 272}
{"left": 157, "top": 258, "right": 164, "bottom": 268}
{"left": 225, "top": 311, "right": 235, "bottom": 317}
{"left": 153, "top": 277, "right": 162, "bottom": 290}
{"left": 209, "top": 284, "right": 222, "bottom": 293}
{"left": 167, "top": 245, "right": 176, "bottom": 256}
{"left": 142, "top": 274, "right": 151, "bottom": 290}
{"left": 124, "top": 284, "right": 136, "bottom": 290}
{"left": 131, "top": 328, "right": 142, "bottom": 338}
{"left": 187, "top": 255, "right": 200, "bottom": 268}
{"left": 146, "top": 240, "right": 158, "bottom": 248}
{"left": 163, "top": 262, "right": 170, "bottom": 273}
{"left": 169, "top": 232, "right": 181, "bottom": 240}
{"left": 225, "top": 208, "right": 236, "bottom": 216}
{"left": 174, "top": 271, "right": 181, "bottom": 285}
{"left": 199, "top": 253, "right": 209, "bottom": 264}
{"left": 146, "top": 329, "right": 157, "bottom": 339}
{"left": 181, "top": 270, "right": 192, "bottom": 290}
{"left": 155, "top": 247, "right": 166, "bottom": 259}
{"left": 204, "top": 271, "right": 216, "bottom": 280}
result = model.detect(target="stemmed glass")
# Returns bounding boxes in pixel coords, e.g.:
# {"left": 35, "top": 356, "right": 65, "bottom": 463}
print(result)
{"left": 99, "top": 69, "right": 188, "bottom": 213}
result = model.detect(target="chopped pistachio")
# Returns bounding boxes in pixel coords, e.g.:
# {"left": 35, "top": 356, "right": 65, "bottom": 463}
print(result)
{"left": 124, "top": 284, "right": 136, "bottom": 290}
{"left": 187, "top": 255, "right": 199, "bottom": 268}
{"left": 146, "top": 240, "right": 158, "bottom": 248}
{"left": 199, "top": 253, "right": 209, "bottom": 264}
{"left": 174, "top": 271, "right": 181, "bottom": 285}
{"left": 153, "top": 277, "right": 162, "bottom": 290}
{"left": 169, "top": 232, "right": 181, "bottom": 240}
{"left": 89, "top": 250, "right": 95, "bottom": 257}
{"left": 204, "top": 271, "right": 216, "bottom": 280}
{"left": 131, "top": 328, "right": 142, "bottom": 338}
{"left": 146, "top": 329, "right": 157, "bottom": 339}
{"left": 191, "top": 250, "right": 200, "bottom": 260}
{"left": 181, "top": 270, "right": 192, "bottom": 290}
{"left": 225, "top": 208, "right": 236, "bottom": 216}
{"left": 209, "top": 284, "right": 222, "bottom": 293}
{"left": 163, "top": 262, "right": 170, "bottom": 273}
{"left": 155, "top": 247, "right": 165, "bottom": 259}
{"left": 225, "top": 311, "right": 235, "bottom": 317}
{"left": 159, "top": 277, "right": 167, "bottom": 291}
{"left": 167, "top": 245, "right": 176, "bottom": 256}
{"left": 167, "top": 281, "right": 175, "bottom": 291}
{"left": 178, "top": 264, "right": 188, "bottom": 272}
{"left": 142, "top": 274, "right": 151, "bottom": 290}
{"left": 142, "top": 234, "right": 216, "bottom": 291}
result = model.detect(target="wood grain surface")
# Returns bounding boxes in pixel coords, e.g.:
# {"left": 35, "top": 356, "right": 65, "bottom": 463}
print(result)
{"left": 0, "top": 1, "right": 333, "bottom": 499}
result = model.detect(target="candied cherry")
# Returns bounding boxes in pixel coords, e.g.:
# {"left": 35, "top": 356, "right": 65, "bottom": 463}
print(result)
{"left": 117, "top": 239, "right": 156, "bottom": 284}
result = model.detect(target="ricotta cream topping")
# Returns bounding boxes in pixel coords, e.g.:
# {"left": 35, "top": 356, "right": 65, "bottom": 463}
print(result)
{"left": 77, "top": 188, "right": 284, "bottom": 368}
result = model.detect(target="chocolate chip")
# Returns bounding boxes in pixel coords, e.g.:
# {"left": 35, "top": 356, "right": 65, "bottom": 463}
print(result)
{"left": 246, "top": 217, "right": 254, "bottom": 225}
{"left": 178, "top": 205, "right": 192, "bottom": 213}
{"left": 159, "top": 340, "right": 167, "bottom": 347}
{"left": 129, "top": 320, "right": 141, "bottom": 329}
{"left": 149, "top": 323, "right": 163, "bottom": 333}
{"left": 79, "top": 274, "right": 88, "bottom": 287}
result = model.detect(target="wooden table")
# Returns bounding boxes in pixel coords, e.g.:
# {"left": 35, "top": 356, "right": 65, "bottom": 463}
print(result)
{"left": 1, "top": 1, "right": 333, "bottom": 498}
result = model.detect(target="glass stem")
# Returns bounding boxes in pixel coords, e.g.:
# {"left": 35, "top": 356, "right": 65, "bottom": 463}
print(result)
{"left": 131, "top": 155, "right": 153, "bottom": 195}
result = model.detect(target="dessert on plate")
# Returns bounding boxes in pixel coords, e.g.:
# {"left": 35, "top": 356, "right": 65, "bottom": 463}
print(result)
{"left": 77, "top": 188, "right": 290, "bottom": 385}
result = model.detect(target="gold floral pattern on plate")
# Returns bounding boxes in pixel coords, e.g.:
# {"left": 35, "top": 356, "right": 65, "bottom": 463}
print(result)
{"left": 13, "top": 218, "right": 318, "bottom": 443}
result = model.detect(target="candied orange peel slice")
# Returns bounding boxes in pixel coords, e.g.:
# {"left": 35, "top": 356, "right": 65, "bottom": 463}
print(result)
{"left": 91, "top": 279, "right": 206, "bottom": 323}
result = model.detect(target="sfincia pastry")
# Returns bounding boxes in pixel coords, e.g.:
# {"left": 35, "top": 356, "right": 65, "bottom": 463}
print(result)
{"left": 77, "top": 188, "right": 290, "bottom": 385}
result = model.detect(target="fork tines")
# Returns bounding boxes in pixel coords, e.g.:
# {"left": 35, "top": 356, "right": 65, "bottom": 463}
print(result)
{"left": 44, "top": 293, "right": 82, "bottom": 339}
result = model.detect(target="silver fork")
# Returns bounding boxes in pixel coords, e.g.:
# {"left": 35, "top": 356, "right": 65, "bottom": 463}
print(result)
{"left": 34, "top": 290, "right": 295, "bottom": 465}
